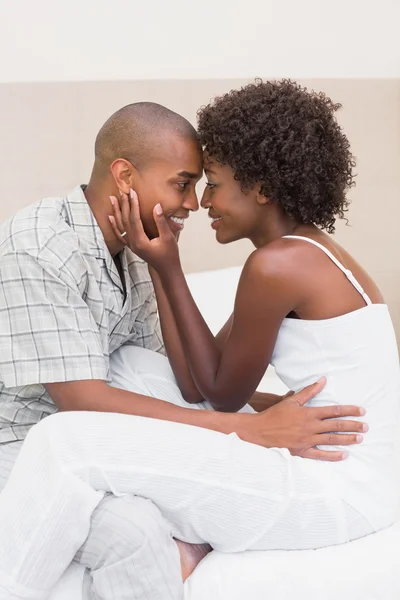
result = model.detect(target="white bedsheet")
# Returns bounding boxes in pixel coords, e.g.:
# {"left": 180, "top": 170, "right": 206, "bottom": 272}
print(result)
{"left": 185, "top": 521, "right": 400, "bottom": 600}
{"left": 50, "top": 520, "right": 400, "bottom": 600}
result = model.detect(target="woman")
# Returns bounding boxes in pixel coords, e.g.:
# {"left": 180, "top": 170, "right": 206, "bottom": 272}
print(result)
{"left": 0, "top": 80, "right": 398, "bottom": 598}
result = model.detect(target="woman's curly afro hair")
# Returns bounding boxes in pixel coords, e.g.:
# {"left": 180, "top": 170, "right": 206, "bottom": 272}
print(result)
{"left": 197, "top": 79, "right": 356, "bottom": 233}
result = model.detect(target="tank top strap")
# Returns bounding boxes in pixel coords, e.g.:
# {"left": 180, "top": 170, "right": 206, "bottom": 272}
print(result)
{"left": 282, "top": 235, "right": 372, "bottom": 305}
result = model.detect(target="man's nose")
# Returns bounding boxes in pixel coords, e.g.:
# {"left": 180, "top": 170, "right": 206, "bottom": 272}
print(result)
{"left": 183, "top": 189, "right": 199, "bottom": 212}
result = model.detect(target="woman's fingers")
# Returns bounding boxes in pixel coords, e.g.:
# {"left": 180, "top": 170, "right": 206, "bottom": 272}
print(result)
{"left": 108, "top": 215, "right": 127, "bottom": 244}
{"left": 153, "top": 203, "right": 173, "bottom": 239}
{"left": 109, "top": 196, "right": 125, "bottom": 234}
{"left": 120, "top": 191, "right": 131, "bottom": 231}
{"left": 129, "top": 189, "right": 148, "bottom": 244}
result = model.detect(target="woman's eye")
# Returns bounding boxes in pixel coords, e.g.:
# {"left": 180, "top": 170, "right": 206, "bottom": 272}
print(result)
{"left": 206, "top": 182, "right": 216, "bottom": 190}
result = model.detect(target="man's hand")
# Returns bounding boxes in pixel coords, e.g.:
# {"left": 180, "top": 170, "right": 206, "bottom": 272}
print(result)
{"left": 237, "top": 378, "right": 367, "bottom": 461}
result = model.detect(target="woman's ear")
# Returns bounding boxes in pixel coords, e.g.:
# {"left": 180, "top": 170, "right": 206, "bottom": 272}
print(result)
{"left": 110, "top": 159, "right": 136, "bottom": 194}
{"left": 255, "top": 185, "right": 271, "bottom": 206}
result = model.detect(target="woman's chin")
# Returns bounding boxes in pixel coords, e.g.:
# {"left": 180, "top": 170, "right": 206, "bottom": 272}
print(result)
{"left": 216, "top": 235, "right": 230, "bottom": 245}
{"left": 215, "top": 228, "right": 238, "bottom": 245}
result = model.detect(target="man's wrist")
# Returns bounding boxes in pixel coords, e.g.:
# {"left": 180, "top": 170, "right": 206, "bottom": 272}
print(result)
{"left": 222, "top": 411, "right": 269, "bottom": 447}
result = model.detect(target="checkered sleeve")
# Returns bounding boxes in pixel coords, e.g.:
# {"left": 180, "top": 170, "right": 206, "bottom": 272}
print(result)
{"left": 0, "top": 251, "right": 108, "bottom": 388}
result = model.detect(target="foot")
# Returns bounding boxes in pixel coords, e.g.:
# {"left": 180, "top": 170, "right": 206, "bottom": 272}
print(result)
{"left": 175, "top": 539, "right": 212, "bottom": 581}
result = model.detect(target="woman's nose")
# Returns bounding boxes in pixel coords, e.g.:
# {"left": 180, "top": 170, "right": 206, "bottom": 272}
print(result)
{"left": 200, "top": 189, "right": 211, "bottom": 209}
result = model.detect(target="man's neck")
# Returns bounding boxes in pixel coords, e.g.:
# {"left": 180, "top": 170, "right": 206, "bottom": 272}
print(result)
{"left": 84, "top": 179, "right": 124, "bottom": 257}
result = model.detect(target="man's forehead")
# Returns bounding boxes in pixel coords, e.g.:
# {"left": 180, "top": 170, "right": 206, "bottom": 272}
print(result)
{"left": 145, "top": 135, "right": 203, "bottom": 176}
{"left": 144, "top": 159, "right": 203, "bottom": 181}
{"left": 165, "top": 149, "right": 203, "bottom": 177}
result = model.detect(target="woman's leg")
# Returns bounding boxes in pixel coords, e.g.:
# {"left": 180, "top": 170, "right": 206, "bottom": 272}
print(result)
{"left": 0, "top": 409, "right": 346, "bottom": 599}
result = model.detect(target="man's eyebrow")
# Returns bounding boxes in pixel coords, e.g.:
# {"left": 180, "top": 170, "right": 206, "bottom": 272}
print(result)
{"left": 176, "top": 170, "right": 202, "bottom": 179}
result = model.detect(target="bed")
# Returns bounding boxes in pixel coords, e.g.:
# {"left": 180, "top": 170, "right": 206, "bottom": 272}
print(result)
{"left": 49, "top": 266, "right": 400, "bottom": 600}
{"left": 50, "top": 521, "right": 400, "bottom": 600}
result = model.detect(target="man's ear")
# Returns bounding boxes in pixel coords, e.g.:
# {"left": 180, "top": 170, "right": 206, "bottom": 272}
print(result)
{"left": 110, "top": 159, "right": 136, "bottom": 194}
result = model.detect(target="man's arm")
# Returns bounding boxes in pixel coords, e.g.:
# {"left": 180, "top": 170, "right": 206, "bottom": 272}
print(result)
{"left": 45, "top": 378, "right": 367, "bottom": 461}
{"left": 46, "top": 379, "right": 229, "bottom": 430}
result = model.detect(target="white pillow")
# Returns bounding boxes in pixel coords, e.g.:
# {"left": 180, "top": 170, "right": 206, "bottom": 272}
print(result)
{"left": 185, "top": 266, "right": 242, "bottom": 335}
{"left": 185, "top": 266, "right": 288, "bottom": 395}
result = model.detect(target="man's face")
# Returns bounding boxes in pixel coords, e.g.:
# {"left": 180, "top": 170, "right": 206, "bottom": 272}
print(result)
{"left": 132, "top": 135, "right": 203, "bottom": 239}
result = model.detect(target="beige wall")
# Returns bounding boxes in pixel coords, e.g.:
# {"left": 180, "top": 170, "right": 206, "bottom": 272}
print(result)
{"left": 0, "top": 79, "right": 399, "bottom": 339}
{"left": 2, "top": 1, "right": 399, "bottom": 82}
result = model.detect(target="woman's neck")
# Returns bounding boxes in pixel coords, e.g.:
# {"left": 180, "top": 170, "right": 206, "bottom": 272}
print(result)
{"left": 250, "top": 213, "right": 313, "bottom": 248}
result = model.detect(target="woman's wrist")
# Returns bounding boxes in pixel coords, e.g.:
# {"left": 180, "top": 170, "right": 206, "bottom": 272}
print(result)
{"left": 157, "top": 261, "right": 184, "bottom": 285}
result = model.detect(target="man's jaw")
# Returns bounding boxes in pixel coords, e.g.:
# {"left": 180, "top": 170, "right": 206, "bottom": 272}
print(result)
{"left": 168, "top": 215, "right": 188, "bottom": 234}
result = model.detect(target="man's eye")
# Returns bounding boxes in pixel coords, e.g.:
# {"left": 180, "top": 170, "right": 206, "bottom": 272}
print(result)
{"left": 177, "top": 182, "right": 189, "bottom": 190}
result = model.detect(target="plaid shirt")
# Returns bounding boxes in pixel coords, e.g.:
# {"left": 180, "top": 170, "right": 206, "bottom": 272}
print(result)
{"left": 0, "top": 185, "right": 163, "bottom": 444}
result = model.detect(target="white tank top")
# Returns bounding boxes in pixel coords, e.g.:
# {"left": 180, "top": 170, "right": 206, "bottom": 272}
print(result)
{"left": 271, "top": 235, "right": 400, "bottom": 530}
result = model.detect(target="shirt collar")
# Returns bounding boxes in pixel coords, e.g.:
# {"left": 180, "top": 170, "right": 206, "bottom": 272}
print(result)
{"left": 63, "top": 185, "right": 127, "bottom": 295}
{"left": 63, "top": 185, "right": 106, "bottom": 260}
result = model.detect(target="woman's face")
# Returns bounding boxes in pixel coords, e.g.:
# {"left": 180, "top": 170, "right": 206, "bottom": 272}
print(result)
{"left": 200, "top": 157, "right": 263, "bottom": 244}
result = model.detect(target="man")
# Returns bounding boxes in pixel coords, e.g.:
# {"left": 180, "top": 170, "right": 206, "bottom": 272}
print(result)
{"left": 0, "top": 102, "right": 366, "bottom": 600}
